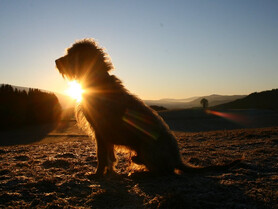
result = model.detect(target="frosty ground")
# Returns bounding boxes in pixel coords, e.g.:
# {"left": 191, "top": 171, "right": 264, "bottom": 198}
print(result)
{"left": 0, "top": 120, "right": 277, "bottom": 208}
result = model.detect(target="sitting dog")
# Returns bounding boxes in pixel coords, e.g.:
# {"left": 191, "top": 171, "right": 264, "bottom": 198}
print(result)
{"left": 55, "top": 39, "right": 240, "bottom": 176}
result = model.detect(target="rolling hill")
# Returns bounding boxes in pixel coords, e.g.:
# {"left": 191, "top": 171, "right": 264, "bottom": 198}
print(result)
{"left": 214, "top": 89, "right": 278, "bottom": 110}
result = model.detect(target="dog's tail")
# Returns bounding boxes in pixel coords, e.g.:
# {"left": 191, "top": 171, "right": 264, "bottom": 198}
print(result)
{"left": 176, "top": 158, "right": 242, "bottom": 174}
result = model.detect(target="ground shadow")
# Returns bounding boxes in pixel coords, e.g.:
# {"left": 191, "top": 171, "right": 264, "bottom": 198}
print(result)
{"left": 0, "top": 123, "right": 56, "bottom": 146}
{"left": 47, "top": 160, "right": 270, "bottom": 209}
{"left": 129, "top": 170, "right": 270, "bottom": 208}
{"left": 68, "top": 169, "right": 272, "bottom": 209}
{"left": 0, "top": 168, "right": 273, "bottom": 208}
{"left": 85, "top": 175, "right": 145, "bottom": 208}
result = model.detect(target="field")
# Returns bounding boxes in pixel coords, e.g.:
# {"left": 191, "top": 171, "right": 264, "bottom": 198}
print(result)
{"left": 0, "top": 112, "right": 278, "bottom": 208}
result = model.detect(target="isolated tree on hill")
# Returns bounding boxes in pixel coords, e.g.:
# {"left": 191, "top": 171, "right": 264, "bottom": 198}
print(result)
{"left": 200, "top": 98, "right": 208, "bottom": 109}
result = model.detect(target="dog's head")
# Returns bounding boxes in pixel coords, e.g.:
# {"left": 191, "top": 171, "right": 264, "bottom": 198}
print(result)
{"left": 55, "top": 39, "right": 114, "bottom": 81}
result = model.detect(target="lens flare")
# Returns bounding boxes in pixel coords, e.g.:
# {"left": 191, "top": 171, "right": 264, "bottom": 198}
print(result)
{"left": 66, "top": 80, "right": 84, "bottom": 102}
{"left": 123, "top": 109, "right": 160, "bottom": 140}
{"left": 206, "top": 110, "right": 250, "bottom": 125}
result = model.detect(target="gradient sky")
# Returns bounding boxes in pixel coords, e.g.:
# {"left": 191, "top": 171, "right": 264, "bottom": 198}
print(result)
{"left": 0, "top": 0, "right": 277, "bottom": 99}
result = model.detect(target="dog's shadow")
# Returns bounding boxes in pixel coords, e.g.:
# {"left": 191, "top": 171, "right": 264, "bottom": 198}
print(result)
{"left": 86, "top": 170, "right": 266, "bottom": 209}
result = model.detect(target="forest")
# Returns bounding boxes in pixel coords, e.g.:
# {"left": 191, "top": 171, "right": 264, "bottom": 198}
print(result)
{"left": 0, "top": 84, "right": 62, "bottom": 130}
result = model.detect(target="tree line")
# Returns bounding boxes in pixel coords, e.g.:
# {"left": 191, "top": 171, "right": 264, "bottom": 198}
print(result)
{"left": 0, "top": 84, "right": 62, "bottom": 130}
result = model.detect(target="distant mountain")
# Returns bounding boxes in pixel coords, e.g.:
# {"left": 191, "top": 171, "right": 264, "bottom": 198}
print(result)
{"left": 144, "top": 96, "right": 198, "bottom": 108}
{"left": 214, "top": 89, "right": 278, "bottom": 110}
{"left": 1, "top": 84, "right": 75, "bottom": 109}
{"left": 144, "top": 94, "right": 246, "bottom": 109}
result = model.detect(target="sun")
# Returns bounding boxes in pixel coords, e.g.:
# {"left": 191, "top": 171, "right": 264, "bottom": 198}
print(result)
{"left": 66, "top": 80, "right": 84, "bottom": 102}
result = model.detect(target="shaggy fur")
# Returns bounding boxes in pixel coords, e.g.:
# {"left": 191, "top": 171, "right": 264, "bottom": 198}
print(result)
{"left": 56, "top": 39, "right": 240, "bottom": 176}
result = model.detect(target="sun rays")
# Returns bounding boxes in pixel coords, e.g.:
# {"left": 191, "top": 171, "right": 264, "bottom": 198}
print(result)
{"left": 66, "top": 80, "right": 84, "bottom": 102}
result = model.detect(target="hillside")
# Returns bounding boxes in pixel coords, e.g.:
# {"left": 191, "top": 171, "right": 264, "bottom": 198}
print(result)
{"left": 145, "top": 94, "right": 245, "bottom": 109}
{"left": 214, "top": 89, "right": 278, "bottom": 110}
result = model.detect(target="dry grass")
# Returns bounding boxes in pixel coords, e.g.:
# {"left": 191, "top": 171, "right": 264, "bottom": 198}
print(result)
{"left": 0, "top": 125, "right": 277, "bottom": 208}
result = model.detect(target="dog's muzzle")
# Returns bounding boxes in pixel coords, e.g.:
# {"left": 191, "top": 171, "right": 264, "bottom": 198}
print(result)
{"left": 55, "top": 57, "right": 65, "bottom": 74}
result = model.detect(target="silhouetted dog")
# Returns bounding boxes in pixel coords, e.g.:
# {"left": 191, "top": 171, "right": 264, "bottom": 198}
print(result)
{"left": 56, "top": 39, "right": 241, "bottom": 176}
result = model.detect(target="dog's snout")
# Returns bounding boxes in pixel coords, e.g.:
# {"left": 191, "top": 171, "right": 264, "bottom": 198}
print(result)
{"left": 55, "top": 58, "right": 62, "bottom": 69}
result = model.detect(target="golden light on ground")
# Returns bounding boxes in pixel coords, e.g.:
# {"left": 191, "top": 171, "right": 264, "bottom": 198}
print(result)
{"left": 66, "top": 80, "right": 84, "bottom": 102}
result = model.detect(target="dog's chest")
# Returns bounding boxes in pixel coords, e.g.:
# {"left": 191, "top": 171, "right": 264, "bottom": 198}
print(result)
{"left": 82, "top": 94, "right": 125, "bottom": 127}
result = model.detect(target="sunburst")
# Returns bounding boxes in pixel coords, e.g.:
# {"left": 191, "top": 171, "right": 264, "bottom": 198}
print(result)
{"left": 66, "top": 80, "right": 84, "bottom": 102}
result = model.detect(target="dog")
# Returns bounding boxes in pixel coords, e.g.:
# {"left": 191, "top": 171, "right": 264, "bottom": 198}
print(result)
{"left": 55, "top": 39, "right": 241, "bottom": 176}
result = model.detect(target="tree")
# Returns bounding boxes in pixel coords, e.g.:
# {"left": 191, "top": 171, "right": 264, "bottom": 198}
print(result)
{"left": 200, "top": 98, "right": 208, "bottom": 109}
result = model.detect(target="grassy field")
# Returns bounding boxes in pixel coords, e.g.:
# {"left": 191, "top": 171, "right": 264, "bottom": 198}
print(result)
{"left": 0, "top": 114, "right": 277, "bottom": 208}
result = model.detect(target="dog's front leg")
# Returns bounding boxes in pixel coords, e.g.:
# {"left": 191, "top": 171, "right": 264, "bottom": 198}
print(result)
{"left": 95, "top": 133, "right": 116, "bottom": 176}
{"left": 95, "top": 135, "right": 107, "bottom": 176}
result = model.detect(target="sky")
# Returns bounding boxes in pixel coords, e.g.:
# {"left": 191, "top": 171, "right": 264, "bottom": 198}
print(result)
{"left": 0, "top": 0, "right": 277, "bottom": 100}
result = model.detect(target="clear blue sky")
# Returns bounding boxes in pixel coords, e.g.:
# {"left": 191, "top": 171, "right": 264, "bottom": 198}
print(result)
{"left": 0, "top": 0, "right": 277, "bottom": 99}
